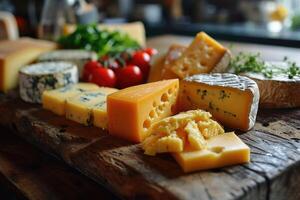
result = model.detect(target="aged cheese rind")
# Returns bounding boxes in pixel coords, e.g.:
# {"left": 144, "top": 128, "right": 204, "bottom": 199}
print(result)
{"left": 38, "top": 50, "right": 97, "bottom": 78}
{"left": 19, "top": 62, "right": 78, "bottom": 103}
{"left": 107, "top": 79, "right": 179, "bottom": 143}
{"left": 179, "top": 73, "right": 259, "bottom": 131}
{"left": 243, "top": 62, "right": 300, "bottom": 108}
{"left": 173, "top": 132, "right": 250, "bottom": 172}
{"left": 42, "top": 83, "right": 99, "bottom": 115}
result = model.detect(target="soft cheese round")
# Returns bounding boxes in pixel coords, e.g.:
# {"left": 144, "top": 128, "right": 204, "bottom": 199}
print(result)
{"left": 19, "top": 61, "right": 78, "bottom": 103}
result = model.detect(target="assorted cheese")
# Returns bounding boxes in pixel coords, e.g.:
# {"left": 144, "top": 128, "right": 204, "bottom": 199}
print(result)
{"left": 107, "top": 79, "right": 179, "bottom": 143}
{"left": 179, "top": 73, "right": 259, "bottom": 131}
{"left": 19, "top": 62, "right": 78, "bottom": 103}
{"left": 142, "top": 110, "right": 224, "bottom": 156}
{"left": 42, "top": 83, "right": 100, "bottom": 115}
{"left": 0, "top": 38, "right": 57, "bottom": 93}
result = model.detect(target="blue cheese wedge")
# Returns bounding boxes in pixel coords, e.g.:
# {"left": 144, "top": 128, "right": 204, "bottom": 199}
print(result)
{"left": 38, "top": 50, "right": 97, "bottom": 78}
{"left": 19, "top": 61, "right": 78, "bottom": 103}
{"left": 179, "top": 73, "right": 259, "bottom": 131}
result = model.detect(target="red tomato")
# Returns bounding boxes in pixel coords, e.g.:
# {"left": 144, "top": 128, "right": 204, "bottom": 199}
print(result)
{"left": 82, "top": 61, "right": 102, "bottom": 81}
{"left": 144, "top": 48, "right": 158, "bottom": 57}
{"left": 130, "top": 51, "right": 151, "bottom": 80}
{"left": 89, "top": 67, "right": 117, "bottom": 88}
{"left": 115, "top": 65, "right": 143, "bottom": 89}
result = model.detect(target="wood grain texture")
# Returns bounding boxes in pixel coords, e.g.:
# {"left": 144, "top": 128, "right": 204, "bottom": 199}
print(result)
{"left": 0, "top": 92, "right": 300, "bottom": 200}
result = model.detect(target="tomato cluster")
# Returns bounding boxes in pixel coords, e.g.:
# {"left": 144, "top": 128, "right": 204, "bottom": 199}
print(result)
{"left": 82, "top": 48, "right": 157, "bottom": 89}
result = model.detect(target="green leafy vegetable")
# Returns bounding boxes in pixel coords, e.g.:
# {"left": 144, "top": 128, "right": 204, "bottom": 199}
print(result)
{"left": 58, "top": 24, "right": 140, "bottom": 56}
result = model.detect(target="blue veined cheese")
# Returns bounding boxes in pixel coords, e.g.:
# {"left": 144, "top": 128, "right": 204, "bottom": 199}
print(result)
{"left": 19, "top": 61, "right": 78, "bottom": 103}
{"left": 179, "top": 73, "right": 259, "bottom": 131}
{"left": 38, "top": 50, "right": 97, "bottom": 78}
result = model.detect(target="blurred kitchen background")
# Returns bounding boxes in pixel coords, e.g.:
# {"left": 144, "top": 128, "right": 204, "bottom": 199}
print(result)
{"left": 1, "top": 0, "right": 300, "bottom": 47}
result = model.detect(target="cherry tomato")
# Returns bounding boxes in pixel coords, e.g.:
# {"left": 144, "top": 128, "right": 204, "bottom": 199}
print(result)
{"left": 89, "top": 67, "right": 117, "bottom": 88}
{"left": 115, "top": 65, "right": 143, "bottom": 89}
{"left": 144, "top": 48, "right": 158, "bottom": 57}
{"left": 82, "top": 61, "right": 102, "bottom": 81}
{"left": 130, "top": 51, "right": 151, "bottom": 80}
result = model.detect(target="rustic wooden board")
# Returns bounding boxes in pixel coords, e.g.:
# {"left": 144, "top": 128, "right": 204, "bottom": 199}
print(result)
{"left": 0, "top": 92, "right": 300, "bottom": 200}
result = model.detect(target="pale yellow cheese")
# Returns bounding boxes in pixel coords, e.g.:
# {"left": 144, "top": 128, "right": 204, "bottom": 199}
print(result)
{"left": 42, "top": 83, "right": 100, "bottom": 116}
{"left": 173, "top": 132, "right": 250, "bottom": 172}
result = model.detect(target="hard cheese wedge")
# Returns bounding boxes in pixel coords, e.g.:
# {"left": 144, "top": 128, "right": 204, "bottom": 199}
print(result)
{"left": 171, "top": 32, "right": 231, "bottom": 79}
{"left": 107, "top": 79, "right": 179, "bottom": 143}
{"left": 173, "top": 132, "right": 250, "bottom": 172}
{"left": 142, "top": 110, "right": 224, "bottom": 155}
{"left": 0, "top": 38, "right": 57, "bottom": 93}
{"left": 42, "top": 83, "right": 99, "bottom": 115}
{"left": 66, "top": 88, "right": 118, "bottom": 128}
{"left": 179, "top": 73, "right": 259, "bottom": 131}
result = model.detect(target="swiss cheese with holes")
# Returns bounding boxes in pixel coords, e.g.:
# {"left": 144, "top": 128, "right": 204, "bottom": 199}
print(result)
{"left": 171, "top": 32, "right": 231, "bottom": 79}
{"left": 107, "top": 79, "right": 179, "bottom": 143}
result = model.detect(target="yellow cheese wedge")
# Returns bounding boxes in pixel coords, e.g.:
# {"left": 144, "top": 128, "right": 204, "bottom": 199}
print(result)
{"left": 173, "top": 132, "right": 250, "bottom": 172}
{"left": 142, "top": 110, "right": 224, "bottom": 155}
{"left": 0, "top": 38, "right": 57, "bottom": 93}
{"left": 42, "top": 83, "right": 100, "bottom": 116}
{"left": 171, "top": 32, "right": 230, "bottom": 79}
{"left": 65, "top": 88, "right": 118, "bottom": 128}
{"left": 107, "top": 79, "right": 179, "bottom": 143}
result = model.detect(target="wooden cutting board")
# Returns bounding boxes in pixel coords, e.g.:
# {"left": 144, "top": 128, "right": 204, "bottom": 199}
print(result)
{"left": 0, "top": 91, "right": 300, "bottom": 200}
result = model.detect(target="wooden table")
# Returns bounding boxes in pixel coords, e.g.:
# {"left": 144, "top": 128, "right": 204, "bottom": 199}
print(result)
{"left": 0, "top": 35, "right": 300, "bottom": 200}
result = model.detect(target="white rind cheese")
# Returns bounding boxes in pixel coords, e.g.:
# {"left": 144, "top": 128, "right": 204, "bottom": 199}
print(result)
{"left": 19, "top": 61, "right": 78, "bottom": 103}
{"left": 243, "top": 62, "right": 300, "bottom": 108}
{"left": 38, "top": 50, "right": 97, "bottom": 77}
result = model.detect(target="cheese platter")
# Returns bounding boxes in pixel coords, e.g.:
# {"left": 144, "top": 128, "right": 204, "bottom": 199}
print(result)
{"left": 0, "top": 23, "right": 300, "bottom": 200}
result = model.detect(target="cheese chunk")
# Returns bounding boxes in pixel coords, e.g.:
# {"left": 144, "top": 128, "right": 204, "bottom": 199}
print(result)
{"left": 171, "top": 32, "right": 231, "bottom": 79}
{"left": 173, "top": 132, "right": 250, "bottom": 172}
{"left": 107, "top": 79, "right": 179, "bottom": 143}
{"left": 42, "top": 83, "right": 99, "bottom": 115}
{"left": 142, "top": 110, "right": 224, "bottom": 155}
{"left": 0, "top": 38, "right": 57, "bottom": 93}
{"left": 66, "top": 88, "right": 118, "bottom": 127}
{"left": 179, "top": 73, "right": 259, "bottom": 131}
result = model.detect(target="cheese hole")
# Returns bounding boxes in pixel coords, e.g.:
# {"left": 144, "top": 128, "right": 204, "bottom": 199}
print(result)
{"left": 149, "top": 110, "right": 156, "bottom": 118}
{"left": 143, "top": 119, "right": 151, "bottom": 129}
{"left": 153, "top": 102, "right": 157, "bottom": 107}
{"left": 209, "top": 146, "right": 224, "bottom": 154}
{"left": 161, "top": 93, "right": 168, "bottom": 102}
{"left": 158, "top": 105, "right": 164, "bottom": 113}
{"left": 168, "top": 88, "right": 173, "bottom": 95}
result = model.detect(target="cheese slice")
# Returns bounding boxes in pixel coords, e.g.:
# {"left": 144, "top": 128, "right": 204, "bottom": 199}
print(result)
{"left": 0, "top": 38, "right": 57, "bottom": 93}
{"left": 142, "top": 110, "right": 224, "bottom": 156}
{"left": 42, "top": 83, "right": 99, "bottom": 115}
{"left": 179, "top": 73, "right": 259, "bottom": 131}
{"left": 173, "top": 132, "right": 250, "bottom": 172}
{"left": 107, "top": 79, "right": 179, "bottom": 143}
{"left": 171, "top": 32, "right": 231, "bottom": 79}
{"left": 66, "top": 88, "right": 118, "bottom": 127}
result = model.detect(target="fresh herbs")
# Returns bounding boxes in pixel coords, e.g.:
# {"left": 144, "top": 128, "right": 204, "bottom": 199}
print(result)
{"left": 229, "top": 52, "right": 300, "bottom": 79}
{"left": 58, "top": 24, "right": 140, "bottom": 56}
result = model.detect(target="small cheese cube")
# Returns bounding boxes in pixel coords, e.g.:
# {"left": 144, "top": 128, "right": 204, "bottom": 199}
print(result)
{"left": 42, "top": 83, "right": 99, "bottom": 115}
{"left": 65, "top": 88, "right": 118, "bottom": 127}
{"left": 171, "top": 32, "right": 231, "bottom": 79}
{"left": 107, "top": 79, "right": 179, "bottom": 143}
{"left": 173, "top": 132, "right": 250, "bottom": 172}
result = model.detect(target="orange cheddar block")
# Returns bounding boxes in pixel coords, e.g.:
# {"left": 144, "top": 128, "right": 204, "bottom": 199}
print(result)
{"left": 173, "top": 132, "right": 250, "bottom": 173}
{"left": 107, "top": 79, "right": 179, "bottom": 143}
{"left": 171, "top": 32, "right": 231, "bottom": 79}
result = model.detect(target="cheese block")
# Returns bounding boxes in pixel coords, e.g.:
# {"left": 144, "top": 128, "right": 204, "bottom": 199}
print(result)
{"left": 66, "top": 88, "right": 118, "bottom": 128}
{"left": 173, "top": 132, "right": 250, "bottom": 172}
{"left": 42, "top": 83, "right": 99, "bottom": 115}
{"left": 107, "top": 79, "right": 179, "bottom": 143}
{"left": 19, "top": 62, "right": 78, "bottom": 103}
{"left": 0, "top": 38, "right": 57, "bottom": 93}
{"left": 63, "top": 22, "right": 146, "bottom": 46}
{"left": 243, "top": 62, "right": 300, "bottom": 108}
{"left": 179, "top": 73, "right": 259, "bottom": 131}
{"left": 38, "top": 50, "right": 98, "bottom": 78}
{"left": 0, "top": 11, "right": 19, "bottom": 40}
{"left": 142, "top": 110, "right": 224, "bottom": 156}
{"left": 171, "top": 32, "right": 231, "bottom": 79}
